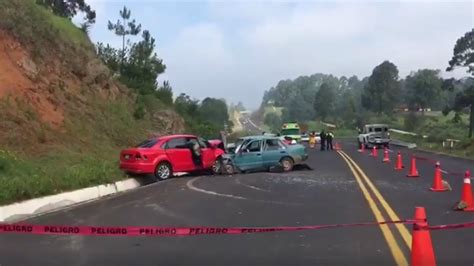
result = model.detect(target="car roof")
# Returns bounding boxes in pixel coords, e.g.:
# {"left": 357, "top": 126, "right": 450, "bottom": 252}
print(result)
{"left": 158, "top": 134, "right": 197, "bottom": 141}
{"left": 239, "top": 135, "right": 280, "bottom": 140}
{"left": 365, "top": 124, "right": 389, "bottom": 127}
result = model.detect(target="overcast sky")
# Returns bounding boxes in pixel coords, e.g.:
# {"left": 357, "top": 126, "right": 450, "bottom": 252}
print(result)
{"left": 84, "top": 0, "right": 473, "bottom": 109}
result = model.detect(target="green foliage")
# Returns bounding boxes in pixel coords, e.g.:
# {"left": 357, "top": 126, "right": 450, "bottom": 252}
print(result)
{"left": 155, "top": 81, "right": 173, "bottom": 105}
{"left": 200, "top": 98, "right": 230, "bottom": 127}
{"left": 447, "top": 29, "right": 474, "bottom": 75}
{"left": 118, "top": 30, "right": 166, "bottom": 95}
{"left": 446, "top": 29, "right": 474, "bottom": 137}
{"left": 96, "top": 43, "right": 120, "bottom": 72}
{"left": 263, "top": 112, "right": 282, "bottom": 131}
{"left": 362, "top": 60, "right": 401, "bottom": 114}
{"left": 405, "top": 69, "right": 442, "bottom": 110}
{"left": 404, "top": 112, "right": 418, "bottom": 131}
{"left": 174, "top": 93, "right": 231, "bottom": 138}
{"left": 313, "top": 83, "right": 335, "bottom": 120}
{"left": 264, "top": 74, "right": 365, "bottom": 123}
{"left": 133, "top": 101, "right": 145, "bottom": 119}
{"left": 107, "top": 5, "right": 141, "bottom": 68}
{"left": 36, "top": 0, "right": 96, "bottom": 24}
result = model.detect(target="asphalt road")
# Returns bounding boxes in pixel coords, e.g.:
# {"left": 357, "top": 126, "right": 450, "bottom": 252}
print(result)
{"left": 0, "top": 140, "right": 473, "bottom": 265}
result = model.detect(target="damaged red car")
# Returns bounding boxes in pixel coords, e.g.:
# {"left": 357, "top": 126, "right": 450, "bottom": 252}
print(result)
{"left": 119, "top": 134, "right": 225, "bottom": 180}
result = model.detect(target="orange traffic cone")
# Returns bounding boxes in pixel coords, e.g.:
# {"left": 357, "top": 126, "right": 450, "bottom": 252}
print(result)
{"left": 358, "top": 143, "right": 365, "bottom": 153}
{"left": 430, "top": 162, "right": 449, "bottom": 192}
{"left": 371, "top": 146, "right": 378, "bottom": 157}
{"left": 394, "top": 151, "right": 404, "bottom": 170}
{"left": 407, "top": 155, "right": 420, "bottom": 177}
{"left": 382, "top": 148, "right": 390, "bottom": 163}
{"left": 455, "top": 170, "right": 474, "bottom": 211}
{"left": 411, "top": 206, "right": 436, "bottom": 266}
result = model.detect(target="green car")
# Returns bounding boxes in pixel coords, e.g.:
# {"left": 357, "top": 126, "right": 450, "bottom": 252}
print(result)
{"left": 224, "top": 135, "right": 308, "bottom": 173}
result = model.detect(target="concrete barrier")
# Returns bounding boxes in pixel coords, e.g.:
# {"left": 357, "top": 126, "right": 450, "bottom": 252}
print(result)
{"left": 0, "top": 178, "right": 142, "bottom": 222}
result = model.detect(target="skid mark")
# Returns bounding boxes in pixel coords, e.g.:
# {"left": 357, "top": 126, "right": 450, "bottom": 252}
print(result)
{"left": 235, "top": 177, "right": 271, "bottom": 192}
{"left": 186, "top": 177, "right": 301, "bottom": 206}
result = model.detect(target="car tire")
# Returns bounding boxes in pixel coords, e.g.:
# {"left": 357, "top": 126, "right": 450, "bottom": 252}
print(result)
{"left": 280, "top": 157, "right": 294, "bottom": 172}
{"left": 212, "top": 158, "right": 223, "bottom": 175}
{"left": 155, "top": 162, "right": 172, "bottom": 180}
{"left": 223, "top": 163, "right": 235, "bottom": 175}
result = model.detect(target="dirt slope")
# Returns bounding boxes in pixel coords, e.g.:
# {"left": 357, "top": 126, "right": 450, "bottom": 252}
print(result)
{"left": 0, "top": 0, "right": 184, "bottom": 204}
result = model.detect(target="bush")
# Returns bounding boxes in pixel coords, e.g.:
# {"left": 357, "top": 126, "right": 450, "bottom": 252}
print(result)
{"left": 404, "top": 112, "right": 418, "bottom": 131}
{"left": 133, "top": 104, "right": 145, "bottom": 120}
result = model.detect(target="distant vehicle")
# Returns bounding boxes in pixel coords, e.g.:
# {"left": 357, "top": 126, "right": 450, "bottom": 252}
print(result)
{"left": 119, "top": 134, "right": 225, "bottom": 180}
{"left": 280, "top": 122, "right": 302, "bottom": 143}
{"left": 301, "top": 132, "right": 309, "bottom": 142}
{"left": 357, "top": 124, "right": 391, "bottom": 148}
{"left": 222, "top": 135, "right": 308, "bottom": 173}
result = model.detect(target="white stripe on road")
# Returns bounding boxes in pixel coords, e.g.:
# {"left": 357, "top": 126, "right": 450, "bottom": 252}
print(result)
{"left": 187, "top": 177, "right": 247, "bottom": 200}
{"left": 186, "top": 177, "right": 300, "bottom": 206}
{"left": 235, "top": 178, "right": 271, "bottom": 192}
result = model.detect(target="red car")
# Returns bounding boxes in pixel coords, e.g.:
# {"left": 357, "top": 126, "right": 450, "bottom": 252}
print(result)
{"left": 119, "top": 134, "right": 225, "bottom": 180}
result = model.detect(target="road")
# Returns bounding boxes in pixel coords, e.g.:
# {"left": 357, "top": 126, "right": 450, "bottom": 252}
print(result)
{"left": 239, "top": 113, "right": 262, "bottom": 134}
{"left": 0, "top": 140, "right": 473, "bottom": 265}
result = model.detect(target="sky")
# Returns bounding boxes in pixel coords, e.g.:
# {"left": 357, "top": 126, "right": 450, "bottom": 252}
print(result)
{"left": 83, "top": 0, "right": 473, "bottom": 109}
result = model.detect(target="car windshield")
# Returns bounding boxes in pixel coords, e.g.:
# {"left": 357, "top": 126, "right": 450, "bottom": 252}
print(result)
{"left": 135, "top": 138, "right": 159, "bottom": 148}
{"left": 281, "top": 129, "right": 300, "bottom": 135}
{"left": 233, "top": 138, "right": 248, "bottom": 154}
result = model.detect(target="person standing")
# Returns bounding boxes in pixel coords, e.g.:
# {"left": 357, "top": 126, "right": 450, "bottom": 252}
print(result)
{"left": 327, "top": 131, "right": 334, "bottom": 150}
{"left": 309, "top": 131, "right": 316, "bottom": 148}
{"left": 320, "top": 130, "right": 326, "bottom": 151}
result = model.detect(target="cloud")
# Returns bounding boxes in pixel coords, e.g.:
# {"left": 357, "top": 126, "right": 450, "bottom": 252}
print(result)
{"left": 88, "top": 1, "right": 473, "bottom": 108}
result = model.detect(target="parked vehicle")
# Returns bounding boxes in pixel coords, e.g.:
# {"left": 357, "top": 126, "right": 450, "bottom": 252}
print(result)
{"left": 280, "top": 122, "right": 302, "bottom": 143}
{"left": 119, "top": 134, "right": 225, "bottom": 180}
{"left": 222, "top": 135, "right": 308, "bottom": 173}
{"left": 357, "top": 124, "right": 391, "bottom": 148}
{"left": 301, "top": 132, "right": 310, "bottom": 142}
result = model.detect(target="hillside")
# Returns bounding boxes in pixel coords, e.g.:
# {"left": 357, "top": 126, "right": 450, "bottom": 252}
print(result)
{"left": 0, "top": 0, "right": 184, "bottom": 204}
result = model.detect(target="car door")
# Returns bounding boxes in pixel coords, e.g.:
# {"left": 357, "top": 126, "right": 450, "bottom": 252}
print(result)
{"left": 234, "top": 139, "right": 263, "bottom": 171}
{"left": 197, "top": 137, "right": 214, "bottom": 169}
{"left": 262, "top": 139, "right": 287, "bottom": 168}
{"left": 165, "top": 137, "right": 194, "bottom": 172}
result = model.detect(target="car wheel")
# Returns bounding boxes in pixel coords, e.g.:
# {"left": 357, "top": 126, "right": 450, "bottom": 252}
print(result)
{"left": 155, "top": 162, "right": 172, "bottom": 180}
{"left": 212, "top": 158, "right": 222, "bottom": 175}
{"left": 223, "top": 163, "right": 234, "bottom": 175}
{"left": 280, "top": 157, "right": 294, "bottom": 172}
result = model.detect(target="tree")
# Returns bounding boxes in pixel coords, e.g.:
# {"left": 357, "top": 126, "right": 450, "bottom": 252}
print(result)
{"left": 36, "top": 0, "right": 96, "bottom": 24}
{"left": 405, "top": 69, "right": 442, "bottom": 111}
{"left": 108, "top": 6, "right": 142, "bottom": 70}
{"left": 119, "top": 30, "right": 166, "bottom": 95}
{"left": 199, "top": 98, "right": 230, "bottom": 129}
{"left": 174, "top": 93, "right": 199, "bottom": 117}
{"left": 264, "top": 113, "right": 282, "bottom": 132}
{"left": 96, "top": 43, "right": 120, "bottom": 73}
{"left": 362, "top": 61, "right": 401, "bottom": 114}
{"left": 313, "top": 83, "right": 335, "bottom": 121}
{"left": 447, "top": 29, "right": 474, "bottom": 137}
{"left": 338, "top": 91, "right": 356, "bottom": 126}
{"left": 155, "top": 81, "right": 173, "bottom": 105}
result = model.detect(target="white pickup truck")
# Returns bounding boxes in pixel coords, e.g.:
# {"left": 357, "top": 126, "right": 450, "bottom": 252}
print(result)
{"left": 357, "top": 124, "right": 391, "bottom": 149}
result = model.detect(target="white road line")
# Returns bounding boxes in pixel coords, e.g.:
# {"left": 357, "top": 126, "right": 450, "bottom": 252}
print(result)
{"left": 187, "top": 177, "right": 248, "bottom": 200}
{"left": 235, "top": 178, "right": 271, "bottom": 192}
{"left": 186, "top": 177, "right": 300, "bottom": 206}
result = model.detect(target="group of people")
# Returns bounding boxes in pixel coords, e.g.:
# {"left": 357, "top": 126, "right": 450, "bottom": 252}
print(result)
{"left": 309, "top": 130, "right": 334, "bottom": 151}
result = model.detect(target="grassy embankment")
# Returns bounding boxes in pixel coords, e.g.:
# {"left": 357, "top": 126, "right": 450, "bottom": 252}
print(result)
{"left": 0, "top": 0, "right": 178, "bottom": 205}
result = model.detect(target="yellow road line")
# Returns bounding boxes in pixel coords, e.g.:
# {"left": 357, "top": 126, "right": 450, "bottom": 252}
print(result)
{"left": 340, "top": 150, "right": 412, "bottom": 249}
{"left": 338, "top": 151, "right": 408, "bottom": 266}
